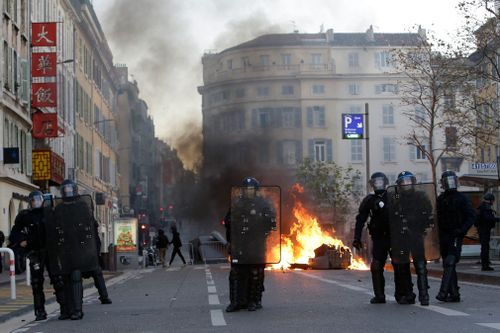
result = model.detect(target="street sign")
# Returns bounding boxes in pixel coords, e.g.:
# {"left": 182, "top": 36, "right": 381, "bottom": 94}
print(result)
{"left": 342, "top": 114, "right": 364, "bottom": 139}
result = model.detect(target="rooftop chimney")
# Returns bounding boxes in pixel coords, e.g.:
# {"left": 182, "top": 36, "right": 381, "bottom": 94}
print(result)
{"left": 326, "top": 29, "right": 334, "bottom": 43}
{"left": 366, "top": 25, "right": 374, "bottom": 42}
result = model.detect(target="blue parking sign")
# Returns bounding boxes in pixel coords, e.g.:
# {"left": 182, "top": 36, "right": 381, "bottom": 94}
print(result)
{"left": 342, "top": 114, "right": 363, "bottom": 139}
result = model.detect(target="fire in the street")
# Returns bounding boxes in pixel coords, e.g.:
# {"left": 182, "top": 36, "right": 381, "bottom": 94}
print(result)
{"left": 270, "top": 184, "right": 369, "bottom": 271}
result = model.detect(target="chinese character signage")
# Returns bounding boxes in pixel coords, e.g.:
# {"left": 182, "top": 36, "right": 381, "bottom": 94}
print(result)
{"left": 32, "top": 52, "right": 57, "bottom": 77}
{"left": 32, "top": 82, "right": 57, "bottom": 108}
{"left": 32, "top": 23, "right": 57, "bottom": 47}
{"left": 32, "top": 112, "right": 58, "bottom": 138}
{"left": 342, "top": 114, "right": 364, "bottom": 139}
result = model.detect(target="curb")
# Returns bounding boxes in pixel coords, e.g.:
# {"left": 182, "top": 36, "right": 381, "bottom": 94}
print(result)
{"left": 427, "top": 268, "right": 500, "bottom": 286}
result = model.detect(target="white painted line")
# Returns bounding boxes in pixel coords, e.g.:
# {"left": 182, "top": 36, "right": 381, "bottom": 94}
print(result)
{"left": 477, "top": 323, "right": 500, "bottom": 330}
{"left": 11, "top": 328, "right": 30, "bottom": 333}
{"left": 194, "top": 266, "right": 206, "bottom": 270}
{"left": 208, "top": 286, "right": 217, "bottom": 293}
{"left": 210, "top": 309, "right": 227, "bottom": 326}
{"left": 208, "top": 294, "right": 220, "bottom": 305}
{"left": 421, "top": 305, "right": 469, "bottom": 316}
{"left": 207, "top": 280, "right": 215, "bottom": 285}
{"left": 166, "top": 267, "right": 181, "bottom": 272}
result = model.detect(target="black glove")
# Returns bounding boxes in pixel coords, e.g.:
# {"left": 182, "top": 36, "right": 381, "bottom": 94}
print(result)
{"left": 352, "top": 239, "right": 362, "bottom": 250}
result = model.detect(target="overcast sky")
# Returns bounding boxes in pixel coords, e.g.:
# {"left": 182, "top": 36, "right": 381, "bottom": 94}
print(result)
{"left": 91, "top": 0, "right": 477, "bottom": 169}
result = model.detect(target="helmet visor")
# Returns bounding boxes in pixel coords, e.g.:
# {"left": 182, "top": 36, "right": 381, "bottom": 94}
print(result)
{"left": 442, "top": 176, "right": 457, "bottom": 190}
{"left": 61, "top": 184, "right": 75, "bottom": 197}
{"left": 398, "top": 176, "right": 414, "bottom": 186}
{"left": 371, "top": 177, "right": 387, "bottom": 192}
{"left": 30, "top": 196, "right": 43, "bottom": 209}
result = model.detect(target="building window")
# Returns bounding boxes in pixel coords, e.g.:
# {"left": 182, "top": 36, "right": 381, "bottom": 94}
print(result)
{"left": 241, "top": 56, "right": 250, "bottom": 68}
{"left": 348, "top": 53, "right": 359, "bottom": 67}
{"left": 260, "top": 55, "right": 270, "bottom": 67}
{"left": 382, "top": 105, "right": 394, "bottom": 125}
{"left": 259, "top": 145, "right": 270, "bottom": 165}
{"left": 312, "top": 84, "right": 325, "bottom": 95}
{"left": 415, "top": 106, "right": 426, "bottom": 125}
{"left": 409, "top": 144, "right": 427, "bottom": 161}
{"left": 227, "top": 59, "right": 233, "bottom": 70}
{"left": 375, "top": 84, "right": 398, "bottom": 94}
{"left": 383, "top": 137, "right": 396, "bottom": 162}
{"left": 349, "top": 84, "right": 360, "bottom": 95}
{"left": 445, "top": 127, "right": 457, "bottom": 148}
{"left": 282, "top": 108, "right": 294, "bottom": 128}
{"left": 350, "top": 105, "right": 362, "bottom": 113}
{"left": 281, "top": 54, "right": 291, "bottom": 68}
{"left": 314, "top": 140, "right": 326, "bottom": 162}
{"left": 376, "top": 51, "right": 391, "bottom": 68}
{"left": 351, "top": 140, "right": 363, "bottom": 162}
{"left": 312, "top": 54, "right": 322, "bottom": 68}
{"left": 257, "top": 86, "right": 269, "bottom": 97}
{"left": 235, "top": 88, "right": 245, "bottom": 98}
{"left": 258, "top": 109, "right": 272, "bottom": 128}
{"left": 282, "top": 85, "right": 294, "bottom": 95}
{"left": 307, "top": 106, "right": 325, "bottom": 127}
{"left": 282, "top": 141, "right": 298, "bottom": 165}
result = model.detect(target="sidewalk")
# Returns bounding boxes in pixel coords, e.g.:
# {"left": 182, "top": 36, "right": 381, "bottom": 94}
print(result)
{"left": 426, "top": 258, "right": 500, "bottom": 285}
{"left": 0, "top": 269, "right": 122, "bottom": 323}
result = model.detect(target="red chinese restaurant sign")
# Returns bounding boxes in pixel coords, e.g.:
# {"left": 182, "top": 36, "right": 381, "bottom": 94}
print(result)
{"left": 32, "top": 52, "right": 57, "bottom": 77}
{"left": 32, "top": 112, "right": 58, "bottom": 138}
{"left": 32, "top": 82, "right": 57, "bottom": 108}
{"left": 32, "top": 23, "right": 57, "bottom": 47}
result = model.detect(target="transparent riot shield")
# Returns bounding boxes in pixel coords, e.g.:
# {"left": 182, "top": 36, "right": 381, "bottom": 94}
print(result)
{"left": 387, "top": 183, "right": 440, "bottom": 264}
{"left": 45, "top": 195, "right": 99, "bottom": 274}
{"left": 230, "top": 186, "right": 281, "bottom": 265}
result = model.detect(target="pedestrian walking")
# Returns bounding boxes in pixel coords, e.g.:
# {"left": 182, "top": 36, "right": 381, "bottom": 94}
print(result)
{"left": 476, "top": 193, "right": 499, "bottom": 271}
{"left": 156, "top": 229, "right": 169, "bottom": 267}
{"left": 169, "top": 226, "right": 186, "bottom": 266}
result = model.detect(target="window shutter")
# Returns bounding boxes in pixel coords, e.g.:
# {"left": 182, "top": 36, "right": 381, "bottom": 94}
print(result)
{"left": 275, "top": 108, "right": 282, "bottom": 128}
{"left": 308, "top": 139, "right": 314, "bottom": 159}
{"left": 375, "top": 52, "right": 380, "bottom": 67}
{"left": 26, "top": 132, "right": 32, "bottom": 176}
{"left": 21, "top": 58, "right": 28, "bottom": 103}
{"left": 252, "top": 109, "right": 257, "bottom": 128}
{"left": 409, "top": 145, "right": 415, "bottom": 160}
{"left": 375, "top": 85, "right": 381, "bottom": 94}
{"left": 326, "top": 139, "right": 333, "bottom": 162}
{"left": 307, "top": 107, "right": 313, "bottom": 127}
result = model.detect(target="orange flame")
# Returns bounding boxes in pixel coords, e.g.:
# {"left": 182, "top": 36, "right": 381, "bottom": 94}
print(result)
{"left": 271, "top": 184, "right": 369, "bottom": 271}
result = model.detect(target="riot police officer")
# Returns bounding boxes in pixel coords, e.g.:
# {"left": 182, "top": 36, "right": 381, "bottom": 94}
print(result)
{"left": 394, "top": 171, "right": 432, "bottom": 306}
{"left": 226, "top": 177, "right": 276, "bottom": 312}
{"left": 353, "top": 172, "right": 414, "bottom": 304}
{"left": 436, "top": 171, "right": 476, "bottom": 302}
{"left": 10, "top": 191, "right": 50, "bottom": 321}
{"left": 476, "top": 193, "right": 499, "bottom": 271}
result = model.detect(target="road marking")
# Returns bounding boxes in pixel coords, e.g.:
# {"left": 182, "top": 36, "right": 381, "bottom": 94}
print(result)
{"left": 208, "top": 286, "right": 217, "bottom": 293}
{"left": 210, "top": 309, "right": 226, "bottom": 326}
{"left": 208, "top": 294, "right": 220, "bottom": 305}
{"left": 207, "top": 280, "right": 215, "bottom": 285}
{"left": 294, "top": 271, "right": 469, "bottom": 316}
{"left": 477, "top": 323, "right": 500, "bottom": 330}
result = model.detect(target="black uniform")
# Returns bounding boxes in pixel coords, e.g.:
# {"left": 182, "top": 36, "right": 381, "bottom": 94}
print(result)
{"left": 10, "top": 208, "right": 53, "bottom": 320}
{"left": 354, "top": 192, "right": 414, "bottom": 304}
{"left": 169, "top": 228, "right": 186, "bottom": 266}
{"left": 436, "top": 190, "right": 476, "bottom": 301}
{"left": 477, "top": 201, "right": 499, "bottom": 270}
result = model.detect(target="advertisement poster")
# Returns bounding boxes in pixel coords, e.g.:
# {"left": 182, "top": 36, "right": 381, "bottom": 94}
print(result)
{"left": 114, "top": 218, "right": 138, "bottom": 252}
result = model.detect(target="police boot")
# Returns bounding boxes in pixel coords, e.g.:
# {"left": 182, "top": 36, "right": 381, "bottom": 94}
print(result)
{"left": 256, "top": 266, "right": 265, "bottom": 309}
{"left": 247, "top": 268, "right": 260, "bottom": 311}
{"left": 93, "top": 269, "right": 112, "bottom": 304}
{"left": 394, "top": 263, "right": 415, "bottom": 305}
{"left": 32, "top": 278, "right": 47, "bottom": 320}
{"left": 436, "top": 255, "right": 455, "bottom": 302}
{"left": 370, "top": 260, "right": 386, "bottom": 304}
{"left": 415, "top": 261, "right": 429, "bottom": 306}
{"left": 53, "top": 276, "right": 70, "bottom": 320}
{"left": 226, "top": 268, "right": 240, "bottom": 312}
{"left": 446, "top": 270, "right": 460, "bottom": 302}
{"left": 70, "top": 271, "right": 84, "bottom": 320}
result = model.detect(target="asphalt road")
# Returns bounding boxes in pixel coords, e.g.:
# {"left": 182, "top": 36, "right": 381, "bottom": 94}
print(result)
{"left": 1, "top": 264, "right": 500, "bottom": 333}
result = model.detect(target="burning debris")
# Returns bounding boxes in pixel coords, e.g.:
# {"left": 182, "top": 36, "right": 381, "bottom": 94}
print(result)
{"left": 271, "top": 184, "right": 369, "bottom": 271}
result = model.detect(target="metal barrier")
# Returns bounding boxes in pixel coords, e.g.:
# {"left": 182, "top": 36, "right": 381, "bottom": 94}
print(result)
{"left": 26, "top": 257, "right": 31, "bottom": 286}
{"left": 0, "top": 247, "right": 16, "bottom": 299}
{"left": 186, "top": 242, "right": 194, "bottom": 265}
{"left": 199, "top": 241, "right": 228, "bottom": 264}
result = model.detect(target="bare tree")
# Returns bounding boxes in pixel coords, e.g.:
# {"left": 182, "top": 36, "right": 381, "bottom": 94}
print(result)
{"left": 391, "top": 29, "right": 497, "bottom": 190}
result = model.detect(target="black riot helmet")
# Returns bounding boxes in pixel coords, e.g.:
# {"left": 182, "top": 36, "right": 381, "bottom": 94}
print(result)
{"left": 440, "top": 170, "right": 458, "bottom": 191}
{"left": 241, "top": 177, "right": 260, "bottom": 198}
{"left": 396, "top": 171, "right": 416, "bottom": 186}
{"left": 60, "top": 179, "right": 78, "bottom": 199}
{"left": 369, "top": 172, "right": 388, "bottom": 194}
{"left": 484, "top": 193, "right": 495, "bottom": 203}
{"left": 28, "top": 190, "right": 44, "bottom": 209}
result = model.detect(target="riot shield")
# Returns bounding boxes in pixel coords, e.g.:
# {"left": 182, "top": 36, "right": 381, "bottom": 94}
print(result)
{"left": 230, "top": 186, "right": 281, "bottom": 265}
{"left": 45, "top": 195, "right": 99, "bottom": 274}
{"left": 387, "top": 183, "right": 440, "bottom": 264}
